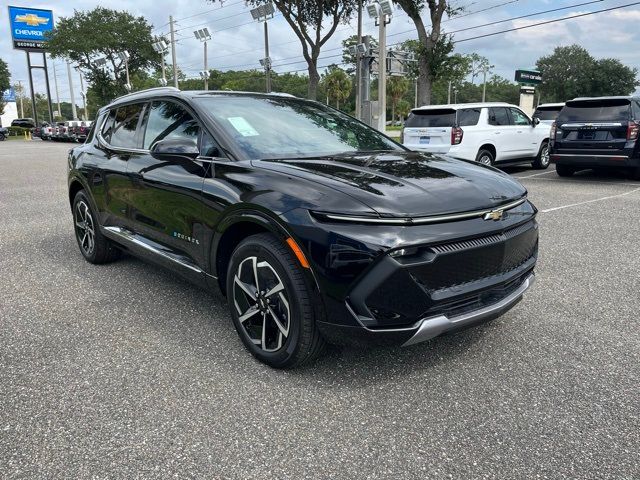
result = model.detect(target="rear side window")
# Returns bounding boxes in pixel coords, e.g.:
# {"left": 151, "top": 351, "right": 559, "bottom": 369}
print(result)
{"left": 558, "top": 99, "right": 631, "bottom": 123}
{"left": 110, "top": 103, "right": 145, "bottom": 148}
{"left": 534, "top": 107, "right": 562, "bottom": 121}
{"left": 457, "top": 108, "right": 481, "bottom": 126}
{"left": 405, "top": 109, "right": 455, "bottom": 128}
{"left": 142, "top": 101, "right": 200, "bottom": 149}
{"left": 489, "top": 107, "right": 511, "bottom": 126}
{"left": 632, "top": 101, "right": 640, "bottom": 120}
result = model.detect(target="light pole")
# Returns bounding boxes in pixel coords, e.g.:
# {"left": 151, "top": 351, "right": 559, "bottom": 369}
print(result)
{"left": 367, "top": 1, "right": 393, "bottom": 132}
{"left": 66, "top": 60, "right": 78, "bottom": 120}
{"left": 193, "top": 28, "right": 212, "bottom": 90}
{"left": 153, "top": 38, "right": 170, "bottom": 87}
{"left": 250, "top": 3, "right": 275, "bottom": 93}
{"left": 117, "top": 51, "right": 132, "bottom": 92}
{"left": 74, "top": 66, "right": 88, "bottom": 121}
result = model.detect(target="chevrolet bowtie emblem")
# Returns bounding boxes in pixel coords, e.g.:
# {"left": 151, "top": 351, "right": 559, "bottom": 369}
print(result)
{"left": 484, "top": 209, "right": 504, "bottom": 221}
{"left": 15, "top": 13, "right": 49, "bottom": 27}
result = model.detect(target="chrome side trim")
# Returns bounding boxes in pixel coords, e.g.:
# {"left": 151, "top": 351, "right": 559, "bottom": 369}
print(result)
{"left": 552, "top": 154, "right": 630, "bottom": 159}
{"left": 102, "top": 226, "right": 204, "bottom": 274}
{"left": 402, "top": 274, "right": 535, "bottom": 346}
{"left": 322, "top": 197, "right": 527, "bottom": 225}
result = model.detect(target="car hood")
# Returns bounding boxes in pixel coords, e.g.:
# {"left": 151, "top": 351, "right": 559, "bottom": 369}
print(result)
{"left": 252, "top": 151, "right": 527, "bottom": 218}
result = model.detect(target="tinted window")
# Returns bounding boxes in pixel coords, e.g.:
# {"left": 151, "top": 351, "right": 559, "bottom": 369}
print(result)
{"left": 143, "top": 101, "right": 200, "bottom": 149}
{"left": 558, "top": 99, "right": 631, "bottom": 123}
{"left": 533, "top": 107, "right": 562, "bottom": 121}
{"left": 199, "top": 131, "right": 222, "bottom": 158}
{"left": 110, "top": 103, "right": 144, "bottom": 148}
{"left": 632, "top": 101, "right": 640, "bottom": 120}
{"left": 489, "top": 107, "right": 511, "bottom": 126}
{"left": 405, "top": 109, "right": 456, "bottom": 127}
{"left": 101, "top": 110, "right": 116, "bottom": 141}
{"left": 457, "top": 108, "right": 481, "bottom": 126}
{"left": 509, "top": 108, "right": 530, "bottom": 126}
{"left": 197, "top": 96, "right": 400, "bottom": 159}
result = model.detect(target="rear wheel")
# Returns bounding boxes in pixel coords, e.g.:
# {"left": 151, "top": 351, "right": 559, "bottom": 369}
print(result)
{"left": 476, "top": 149, "right": 495, "bottom": 166}
{"left": 226, "top": 233, "right": 326, "bottom": 368}
{"left": 532, "top": 141, "right": 550, "bottom": 169}
{"left": 73, "top": 190, "right": 120, "bottom": 264}
{"left": 556, "top": 164, "right": 575, "bottom": 177}
{"left": 0, "top": 133, "right": 5, "bottom": 141}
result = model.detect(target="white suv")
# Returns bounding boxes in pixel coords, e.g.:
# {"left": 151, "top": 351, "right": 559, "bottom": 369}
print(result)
{"left": 402, "top": 102, "right": 551, "bottom": 169}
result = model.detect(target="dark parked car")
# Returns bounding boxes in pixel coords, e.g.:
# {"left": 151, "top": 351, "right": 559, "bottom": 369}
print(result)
{"left": 11, "top": 118, "right": 36, "bottom": 129}
{"left": 550, "top": 96, "right": 640, "bottom": 178}
{"left": 68, "top": 87, "right": 538, "bottom": 368}
{"left": 0, "top": 126, "right": 7, "bottom": 141}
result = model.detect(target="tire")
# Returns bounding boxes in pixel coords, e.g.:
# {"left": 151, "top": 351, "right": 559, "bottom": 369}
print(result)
{"left": 226, "top": 233, "right": 326, "bottom": 368}
{"left": 0, "top": 133, "right": 5, "bottom": 141}
{"left": 532, "top": 141, "right": 550, "bottom": 169}
{"left": 475, "top": 149, "right": 495, "bottom": 166}
{"left": 556, "top": 164, "right": 575, "bottom": 177}
{"left": 72, "top": 190, "right": 120, "bottom": 264}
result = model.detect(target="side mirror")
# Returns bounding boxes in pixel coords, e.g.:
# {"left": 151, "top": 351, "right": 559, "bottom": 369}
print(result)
{"left": 150, "top": 138, "right": 199, "bottom": 161}
{"left": 533, "top": 117, "right": 540, "bottom": 126}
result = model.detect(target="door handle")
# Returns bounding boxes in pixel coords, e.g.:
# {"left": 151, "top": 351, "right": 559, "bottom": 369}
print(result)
{"left": 494, "top": 132, "right": 501, "bottom": 135}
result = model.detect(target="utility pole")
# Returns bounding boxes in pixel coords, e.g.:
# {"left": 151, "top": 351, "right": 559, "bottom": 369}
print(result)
{"left": 17, "top": 80, "right": 24, "bottom": 118}
{"left": 52, "top": 63, "right": 61, "bottom": 119}
{"left": 361, "top": 35, "right": 372, "bottom": 126}
{"left": 170, "top": 16, "right": 179, "bottom": 88}
{"left": 448, "top": 80, "right": 452, "bottom": 104}
{"left": 355, "top": 0, "right": 363, "bottom": 120}
{"left": 482, "top": 67, "right": 487, "bottom": 102}
{"left": 66, "top": 60, "right": 78, "bottom": 120}
{"left": 263, "top": 21, "right": 271, "bottom": 93}
{"left": 194, "top": 29, "right": 212, "bottom": 90}
{"left": 377, "top": 14, "right": 387, "bottom": 132}
{"left": 76, "top": 67, "right": 88, "bottom": 120}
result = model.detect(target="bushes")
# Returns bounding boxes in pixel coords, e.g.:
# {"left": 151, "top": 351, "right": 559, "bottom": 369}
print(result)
{"left": 7, "top": 126, "right": 31, "bottom": 137}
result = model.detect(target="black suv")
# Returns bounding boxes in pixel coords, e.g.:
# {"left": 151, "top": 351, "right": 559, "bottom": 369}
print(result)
{"left": 11, "top": 118, "right": 36, "bottom": 129}
{"left": 550, "top": 96, "right": 640, "bottom": 177}
{"left": 68, "top": 88, "right": 538, "bottom": 368}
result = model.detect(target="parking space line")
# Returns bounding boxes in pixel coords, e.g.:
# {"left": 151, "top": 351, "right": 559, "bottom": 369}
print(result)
{"left": 517, "top": 177, "right": 640, "bottom": 187}
{"left": 540, "top": 187, "right": 640, "bottom": 213}
{"left": 512, "top": 170, "right": 557, "bottom": 179}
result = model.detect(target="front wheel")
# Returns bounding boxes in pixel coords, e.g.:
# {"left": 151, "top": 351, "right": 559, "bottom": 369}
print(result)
{"left": 0, "top": 133, "right": 5, "bottom": 141}
{"left": 532, "top": 141, "right": 550, "bottom": 169}
{"left": 73, "top": 190, "right": 120, "bottom": 264}
{"left": 556, "top": 164, "right": 575, "bottom": 177}
{"left": 226, "top": 233, "right": 326, "bottom": 368}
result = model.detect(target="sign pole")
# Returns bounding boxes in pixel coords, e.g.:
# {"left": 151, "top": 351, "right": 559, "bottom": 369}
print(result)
{"left": 25, "top": 51, "right": 38, "bottom": 125}
{"left": 43, "top": 53, "right": 54, "bottom": 123}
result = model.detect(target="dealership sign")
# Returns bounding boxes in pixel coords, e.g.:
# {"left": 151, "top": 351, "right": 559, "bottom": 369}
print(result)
{"left": 8, "top": 6, "right": 54, "bottom": 51}
{"left": 2, "top": 88, "right": 17, "bottom": 102}
{"left": 515, "top": 69, "right": 542, "bottom": 85}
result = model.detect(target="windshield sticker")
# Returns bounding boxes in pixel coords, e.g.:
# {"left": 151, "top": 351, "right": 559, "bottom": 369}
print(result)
{"left": 228, "top": 117, "right": 260, "bottom": 137}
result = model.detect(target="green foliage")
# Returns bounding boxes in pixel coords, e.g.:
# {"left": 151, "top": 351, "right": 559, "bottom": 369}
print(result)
{"left": 46, "top": 7, "right": 159, "bottom": 110}
{"left": 321, "top": 66, "right": 352, "bottom": 109}
{"left": 388, "top": 76, "right": 410, "bottom": 121}
{"left": 536, "top": 45, "right": 638, "bottom": 102}
{"left": 7, "top": 126, "right": 31, "bottom": 136}
{"left": 0, "top": 58, "right": 10, "bottom": 116}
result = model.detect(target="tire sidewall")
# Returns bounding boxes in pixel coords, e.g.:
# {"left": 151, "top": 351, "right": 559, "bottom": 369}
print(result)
{"left": 226, "top": 236, "right": 305, "bottom": 367}
{"left": 476, "top": 149, "right": 494, "bottom": 166}
{"left": 72, "top": 190, "right": 100, "bottom": 263}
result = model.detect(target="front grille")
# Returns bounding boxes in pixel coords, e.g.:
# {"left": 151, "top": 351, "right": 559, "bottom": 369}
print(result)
{"left": 411, "top": 221, "right": 538, "bottom": 292}
{"left": 362, "top": 220, "right": 538, "bottom": 327}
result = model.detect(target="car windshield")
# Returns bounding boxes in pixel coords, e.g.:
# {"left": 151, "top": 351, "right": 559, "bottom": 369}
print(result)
{"left": 197, "top": 95, "right": 401, "bottom": 160}
{"left": 558, "top": 99, "right": 631, "bottom": 122}
{"left": 534, "top": 107, "right": 562, "bottom": 121}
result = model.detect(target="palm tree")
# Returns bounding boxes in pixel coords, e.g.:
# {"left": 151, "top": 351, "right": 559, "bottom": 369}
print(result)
{"left": 321, "top": 66, "right": 352, "bottom": 110}
{"left": 387, "top": 76, "right": 410, "bottom": 122}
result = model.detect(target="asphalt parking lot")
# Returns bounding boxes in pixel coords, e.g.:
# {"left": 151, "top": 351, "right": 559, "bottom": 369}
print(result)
{"left": 1, "top": 141, "right": 638, "bottom": 479}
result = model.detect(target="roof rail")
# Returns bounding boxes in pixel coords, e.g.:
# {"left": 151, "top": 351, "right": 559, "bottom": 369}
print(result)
{"left": 115, "top": 86, "right": 180, "bottom": 101}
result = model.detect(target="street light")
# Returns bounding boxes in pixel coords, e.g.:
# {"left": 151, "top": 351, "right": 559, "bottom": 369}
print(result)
{"left": 74, "top": 65, "right": 88, "bottom": 120}
{"left": 193, "top": 27, "right": 212, "bottom": 90}
{"left": 117, "top": 51, "right": 131, "bottom": 91}
{"left": 152, "top": 38, "right": 170, "bottom": 87}
{"left": 366, "top": 1, "right": 393, "bottom": 132}
{"left": 250, "top": 3, "right": 275, "bottom": 93}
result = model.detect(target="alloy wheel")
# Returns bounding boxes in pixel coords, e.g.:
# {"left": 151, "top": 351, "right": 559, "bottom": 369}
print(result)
{"left": 478, "top": 154, "right": 493, "bottom": 166}
{"left": 540, "top": 145, "right": 550, "bottom": 167}
{"left": 74, "top": 200, "right": 96, "bottom": 256}
{"left": 233, "top": 256, "right": 291, "bottom": 352}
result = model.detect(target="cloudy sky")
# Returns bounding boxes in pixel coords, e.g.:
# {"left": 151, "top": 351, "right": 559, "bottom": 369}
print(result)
{"left": 1, "top": 0, "right": 639, "bottom": 103}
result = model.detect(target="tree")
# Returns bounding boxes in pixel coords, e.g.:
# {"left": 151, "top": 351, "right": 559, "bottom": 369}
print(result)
{"left": 46, "top": 8, "right": 159, "bottom": 110}
{"left": 387, "top": 76, "right": 410, "bottom": 121}
{"left": 467, "top": 53, "right": 493, "bottom": 84}
{"left": 208, "top": 1, "right": 356, "bottom": 100}
{"left": 536, "top": 45, "right": 638, "bottom": 102}
{"left": 0, "top": 58, "right": 10, "bottom": 116}
{"left": 393, "top": 0, "right": 460, "bottom": 105}
{"left": 321, "top": 66, "right": 351, "bottom": 109}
